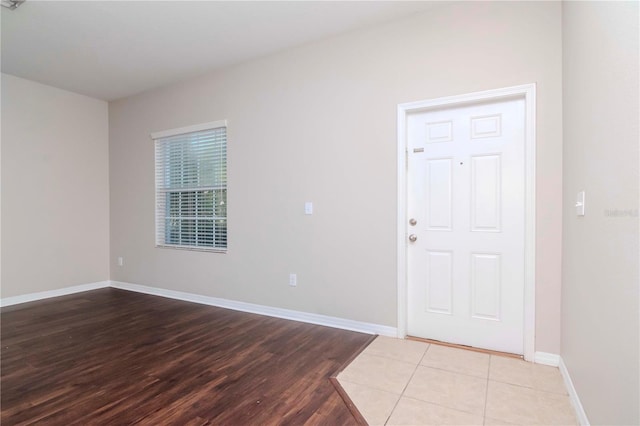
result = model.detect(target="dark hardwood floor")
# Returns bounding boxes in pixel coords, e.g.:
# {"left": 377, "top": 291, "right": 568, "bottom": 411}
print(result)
{"left": 1, "top": 288, "right": 373, "bottom": 425}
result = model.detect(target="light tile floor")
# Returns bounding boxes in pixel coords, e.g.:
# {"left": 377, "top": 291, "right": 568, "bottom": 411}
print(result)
{"left": 337, "top": 336, "right": 577, "bottom": 426}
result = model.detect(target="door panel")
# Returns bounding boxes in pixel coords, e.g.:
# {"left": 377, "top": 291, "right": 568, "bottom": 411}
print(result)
{"left": 426, "top": 159, "right": 453, "bottom": 230}
{"left": 407, "top": 97, "right": 525, "bottom": 354}
{"left": 425, "top": 250, "right": 453, "bottom": 314}
{"left": 471, "top": 154, "right": 501, "bottom": 232}
{"left": 470, "top": 253, "right": 501, "bottom": 321}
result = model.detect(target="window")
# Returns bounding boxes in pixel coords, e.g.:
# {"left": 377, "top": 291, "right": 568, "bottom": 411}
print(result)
{"left": 152, "top": 121, "right": 227, "bottom": 251}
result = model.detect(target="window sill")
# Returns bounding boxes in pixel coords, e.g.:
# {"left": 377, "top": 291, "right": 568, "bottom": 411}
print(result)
{"left": 155, "top": 244, "right": 227, "bottom": 253}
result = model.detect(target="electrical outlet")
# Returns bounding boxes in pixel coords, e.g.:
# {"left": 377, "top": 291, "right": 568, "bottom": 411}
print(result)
{"left": 289, "top": 273, "right": 297, "bottom": 287}
{"left": 117, "top": 257, "right": 124, "bottom": 267}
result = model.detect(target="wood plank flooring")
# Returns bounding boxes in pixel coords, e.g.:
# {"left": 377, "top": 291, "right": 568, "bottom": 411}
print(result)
{"left": 1, "top": 288, "right": 372, "bottom": 425}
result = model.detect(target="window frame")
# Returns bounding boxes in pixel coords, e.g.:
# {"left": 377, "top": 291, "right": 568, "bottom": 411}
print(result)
{"left": 151, "top": 120, "right": 228, "bottom": 253}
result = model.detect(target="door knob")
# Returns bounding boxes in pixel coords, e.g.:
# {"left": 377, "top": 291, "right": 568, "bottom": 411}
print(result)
{"left": 409, "top": 218, "right": 417, "bottom": 226}
{"left": 409, "top": 234, "right": 417, "bottom": 242}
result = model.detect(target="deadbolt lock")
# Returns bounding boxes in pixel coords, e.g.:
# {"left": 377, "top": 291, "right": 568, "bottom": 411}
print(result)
{"left": 409, "top": 218, "right": 417, "bottom": 226}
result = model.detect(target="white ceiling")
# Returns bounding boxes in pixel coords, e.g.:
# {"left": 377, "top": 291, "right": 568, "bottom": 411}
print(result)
{"left": 1, "top": 1, "right": 439, "bottom": 101}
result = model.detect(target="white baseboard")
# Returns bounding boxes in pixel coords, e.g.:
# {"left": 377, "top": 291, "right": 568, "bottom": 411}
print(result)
{"left": 533, "top": 352, "right": 589, "bottom": 425}
{"left": 0, "top": 279, "right": 397, "bottom": 336}
{"left": 0, "top": 281, "right": 110, "bottom": 307}
{"left": 559, "top": 356, "right": 590, "bottom": 425}
{"left": 110, "top": 280, "right": 397, "bottom": 337}
{"left": 534, "top": 351, "right": 560, "bottom": 366}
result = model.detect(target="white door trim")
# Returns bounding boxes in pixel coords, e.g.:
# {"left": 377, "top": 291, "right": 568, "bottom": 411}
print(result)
{"left": 396, "top": 84, "right": 536, "bottom": 361}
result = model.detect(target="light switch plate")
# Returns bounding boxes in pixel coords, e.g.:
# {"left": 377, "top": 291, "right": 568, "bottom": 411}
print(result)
{"left": 575, "top": 191, "right": 585, "bottom": 216}
{"left": 304, "top": 202, "right": 313, "bottom": 215}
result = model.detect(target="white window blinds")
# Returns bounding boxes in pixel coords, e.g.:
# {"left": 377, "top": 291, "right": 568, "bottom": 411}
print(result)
{"left": 153, "top": 122, "right": 227, "bottom": 251}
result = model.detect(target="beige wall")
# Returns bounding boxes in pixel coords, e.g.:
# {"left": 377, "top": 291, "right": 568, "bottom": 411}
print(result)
{"left": 561, "top": 2, "right": 639, "bottom": 424}
{"left": 110, "top": 1, "right": 563, "bottom": 352}
{"left": 1, "top": 74, "right": 110, "bottom": 297}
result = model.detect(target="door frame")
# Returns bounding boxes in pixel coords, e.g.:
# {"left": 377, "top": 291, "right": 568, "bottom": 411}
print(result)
{"left": 396, "top": 84, "right": 536, "bottom": 361}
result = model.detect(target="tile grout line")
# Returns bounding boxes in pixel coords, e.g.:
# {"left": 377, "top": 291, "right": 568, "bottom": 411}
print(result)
{"left": 488, "top": 379, "right": 569, "bottom": 395}
{"left": 396, "top": 394, "right": 489, "bottom": 420}
{"left": 396, "top": 347, "right": 493, "bottom": 421}
{"left": 421, "top": 364, "right": 490, "bottom": 380}
{"left": 483, "top": 354, "right": 492, "bottom": 425}
{"left": 383, "top": 343, "right": 432, "bottom": 425}
{"left": 389, "top": 344, "right": 493, "bottom": 422}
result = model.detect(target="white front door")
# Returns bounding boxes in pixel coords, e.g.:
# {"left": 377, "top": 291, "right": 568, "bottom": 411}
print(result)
{"left": 406, "top": 97, "right": 525, "bottom": 354}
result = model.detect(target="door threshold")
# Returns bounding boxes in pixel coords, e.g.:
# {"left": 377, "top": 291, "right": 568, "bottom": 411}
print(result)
{"left": 406, "top": 336, "right": 523, "bottom": 359}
